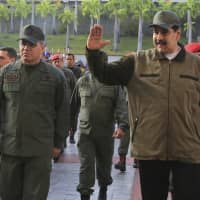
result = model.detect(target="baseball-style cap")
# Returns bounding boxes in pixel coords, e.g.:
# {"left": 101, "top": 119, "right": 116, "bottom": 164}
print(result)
{"left": 149, "top": 10, "right": 180, "bottom": 30}
{"left": 18, "top": 24, "right": 45, "bottom": 44}
{"left": 184, "top": 43, "right": 200, "bottom": 53}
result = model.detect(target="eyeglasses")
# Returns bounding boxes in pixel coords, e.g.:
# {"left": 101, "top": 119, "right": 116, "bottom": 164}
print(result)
{"left": 20, "top": 40, "right": 37, "bottom": 48}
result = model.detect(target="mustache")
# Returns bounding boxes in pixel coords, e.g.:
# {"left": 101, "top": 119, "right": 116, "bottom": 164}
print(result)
{"left": 155, "top": 40, "right": 167, "bottom": 45}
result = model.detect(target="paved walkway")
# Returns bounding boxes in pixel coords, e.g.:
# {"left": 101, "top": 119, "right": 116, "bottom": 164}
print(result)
{"left": 48, "top": 138, "right": 135, "bottom": 200}
{"left": 47, "top": 138, "right": 172, "bottom": 200}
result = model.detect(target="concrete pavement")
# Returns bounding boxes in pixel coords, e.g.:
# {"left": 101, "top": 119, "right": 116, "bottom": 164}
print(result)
{"left": 47, "top": 137, "right": 172, "bottom": 200}
{"left": 48, "top": 138, "right": 135, "bottom": 200}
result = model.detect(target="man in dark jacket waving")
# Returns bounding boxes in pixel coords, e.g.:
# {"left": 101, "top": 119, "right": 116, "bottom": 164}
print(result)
{"left": 86, "top": 10, "right": 200, "bottom": 200}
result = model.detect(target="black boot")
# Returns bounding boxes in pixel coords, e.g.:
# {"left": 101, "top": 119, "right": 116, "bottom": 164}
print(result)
{"left": 69, "top": 130, "right": 76, "bottom": 144}
{"left": 81, "top": 194, "right": 90, "bottom": 200}
{"left": 133, "top": 159, "right": 139, "bottom": 168}
{"left": 98, "top": 186, "right": 107, "bottom": 200}
{"left": 114, "top": 155, "right": 126, "bottom": 172}
{"left": 70, "top": 135, "right": 75, "bottom": 144}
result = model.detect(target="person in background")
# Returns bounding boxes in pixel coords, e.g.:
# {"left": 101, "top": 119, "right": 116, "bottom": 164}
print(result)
{"left": 75, "top": 59, "right": 87, "bottom": 75}
{"left": 0, "top": 24, "right": 69, "bottom": 200}
{"left": 51, "top": 53, "right": 76, "bottom": 92}
{"left": 66, "top": 53, "right": 82, "bottom": 144}
{"left": 0, "top": 47, "right": 17, "bottom": 68}
{"left": 71, "top": 61, "right": 129, "bottom": 200}
{"left": 42, "top": 52, "right": 51, "bottom": 62}
{"left": 114, "top": 88, "right": 130, "bottom": 172}
{"left": 86, "top": 10, "right": 200, "bottom": 200}
{"left": 42, "top": 46, "right": 51, "bottom": 62}
{"left": 51, "top": 53, "right": 76, "bottom": 155}
{"left": 185, "top": 42, "right": 200, "bottom": 56}
{"left": 0, "top": 46, "right": 18, "bottom": 199}
{"left": 114, "top": 125, "right": 130, "bottom": 172}
{"left": 66, "top": 53, "right": 82, "bottom": 79}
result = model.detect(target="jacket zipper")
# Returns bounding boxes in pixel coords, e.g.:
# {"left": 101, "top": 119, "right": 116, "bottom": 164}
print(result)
{"left": 131, "top": 116, "right": 139, "bottom": 143}
{"left": 167, "top": 60, "right": 172, "bottom": 160}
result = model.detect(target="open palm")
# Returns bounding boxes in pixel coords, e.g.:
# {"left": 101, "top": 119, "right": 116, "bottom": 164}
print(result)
{"left": 87, "top": 24, "right": 111, "bottom": 50}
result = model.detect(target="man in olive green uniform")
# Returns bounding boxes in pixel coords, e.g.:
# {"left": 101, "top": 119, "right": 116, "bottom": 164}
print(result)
{"left": 65, "top": 53, "right": 82, "bottom": 144}
{"left": 114, "top": 88, "right": 130, "bottom": 172}
{"left": 0, "top": 25, "right": 68, "bottom": 200}
{"left": 0, "top": 47, "right": 17, "bottom": 68}
{"left": 71, "top": 64, "right": 129, "bottom": 200}
{"left": 51, "top": 53, "right": 76, "bottom": 156}
{"left": 0, "top": 47, "right": 18, "bottom": 199}
{"left": 86, "top": 10, "right": 200, "bottom": 200}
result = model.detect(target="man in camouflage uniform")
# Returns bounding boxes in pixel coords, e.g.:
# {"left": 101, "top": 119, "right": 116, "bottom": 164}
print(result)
{"left": 71, "top": 57, "right": 129, "bottom": 200}
{"left": 0, "top": 25, "right": 68, "bottom": 200}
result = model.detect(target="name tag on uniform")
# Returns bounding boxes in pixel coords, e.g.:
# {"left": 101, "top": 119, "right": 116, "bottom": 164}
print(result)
{"left": 4, "top": 71, "right": 20, "bottom": 83}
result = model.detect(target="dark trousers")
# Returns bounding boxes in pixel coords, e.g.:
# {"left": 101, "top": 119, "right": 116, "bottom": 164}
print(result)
{"left": 139, "top": 160, "right": 200, "bottom": 200}
{"left": 77, "top": 134, "right": 114, "bottom": 195}
{"left": 1, "top": 154, "right": 52, "bottom": 200}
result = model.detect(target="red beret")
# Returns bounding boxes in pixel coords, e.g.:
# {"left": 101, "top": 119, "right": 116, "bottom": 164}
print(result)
{"left": 185, "top": 43, "right": 200, "bottom": 53}
{"left": 50, "top": 54, "right": 62, "bottom": 61}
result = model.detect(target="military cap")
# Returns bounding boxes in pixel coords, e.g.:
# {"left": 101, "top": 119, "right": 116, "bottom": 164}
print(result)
{"left": 149, "top": 10, "right": 180, "bottom": 30}
{"left": 18, "top": 24, "right": 45, "bottom": 44}
{"left": 185, "top": 43, "right": 200, "bottom": 53}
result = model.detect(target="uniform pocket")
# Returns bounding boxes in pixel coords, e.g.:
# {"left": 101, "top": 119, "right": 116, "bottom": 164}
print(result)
{"left": 3, "top": 83, "right": 20, "bottom": 92}
{"left": 79, "top": 120, "right": 91, "bottom": 135}
{"left": 140, "top": 73, "right": 161, "bottom": 84}
{"left": 80, "top": 89, "right": 91, "bottom": 106}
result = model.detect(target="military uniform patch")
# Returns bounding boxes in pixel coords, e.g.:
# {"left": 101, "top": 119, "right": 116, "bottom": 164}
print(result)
{"left": 4, "top": 72, "right": 20, "bottom": 83}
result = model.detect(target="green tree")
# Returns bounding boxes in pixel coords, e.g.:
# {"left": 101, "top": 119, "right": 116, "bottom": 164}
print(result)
{"left": 103, "top": 0, "right": 128, "bottom": 51}
{"left": 49, "top": 0, "right": 62, "bottom": 34}
{"left": 58, "top": 7, "right": 74, "bottom": 50}
{"left": 36, "top": 0, "right": 53, "bottom": 35}
{"left": 14, "top": 0, "right": 31, "bottom": 34}
{"left": 7, "top": 0, "right": 17, "bottom": 33}
{"left": 177, "top": 0, "right": 200, "bottom": 43}
{"left": 0, "top": 3, "right": 9, "bottom": 33}
{"left": 81, "top": 0, "right": 102, "bottom": 28}
{"left": 128, "top": 0, "right": 155, "bottom": 51}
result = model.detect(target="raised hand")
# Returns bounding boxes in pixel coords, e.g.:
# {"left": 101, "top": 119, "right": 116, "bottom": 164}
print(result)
{"left": 87, "top": 24, "right": 111, "bottom": 50}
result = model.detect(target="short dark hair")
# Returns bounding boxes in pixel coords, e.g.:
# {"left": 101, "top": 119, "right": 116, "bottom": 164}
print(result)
{"left": 0, "top": 47, "right": 17, "bottom": 59}
{"left": 171, "top": 25, "right": 180, "bottom": 32}
{"left": 67, "top": 53, "right": 75, "bottom": 60}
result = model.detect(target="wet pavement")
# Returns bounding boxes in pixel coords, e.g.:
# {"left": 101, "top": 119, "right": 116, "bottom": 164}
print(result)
{"left": 48, "top": 138, "right": 135, "bottom": 200}
{"left": 47, "top": 137, "right": 172, "bottom": 200}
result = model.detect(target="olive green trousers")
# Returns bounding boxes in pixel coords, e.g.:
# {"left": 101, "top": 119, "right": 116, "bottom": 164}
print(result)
{"left": 0, "top": 154, "right": 52, "bottom": 200}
